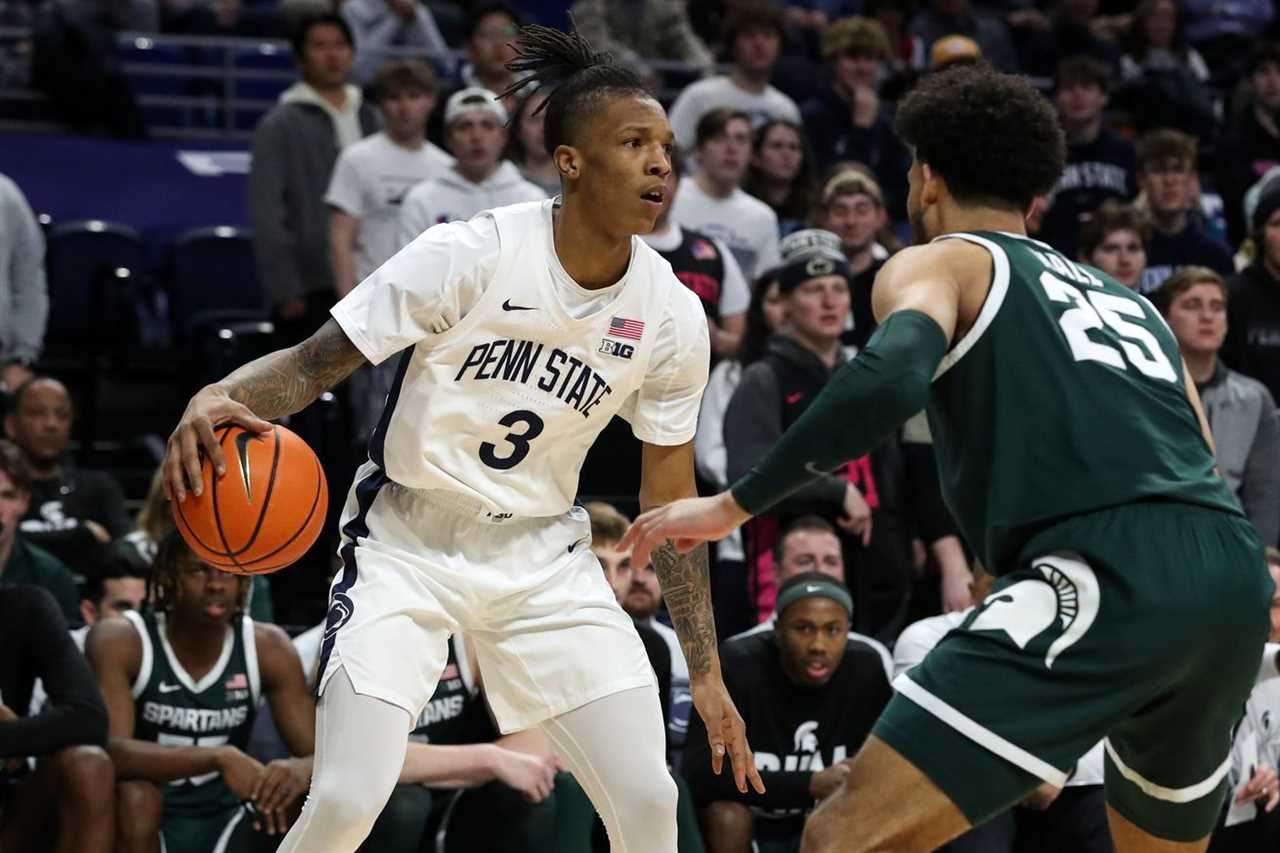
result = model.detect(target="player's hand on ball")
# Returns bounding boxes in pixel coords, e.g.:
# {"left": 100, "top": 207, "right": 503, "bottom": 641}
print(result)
{"left": 692, "top": 676, "right": 765, "bottom": 795}
{"left": 165, "top": 384, "right": 272, "bottom": 502}
{"left": 620, "top": 492, "right": 752, "bottom": 568}
{"left": 492, "top": 746, "right": 559, "bottom": 803}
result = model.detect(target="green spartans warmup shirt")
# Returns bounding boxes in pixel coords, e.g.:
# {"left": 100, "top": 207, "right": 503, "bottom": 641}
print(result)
{"left": 927, "top": 231, "right": 1241, "bottom": 573}
{"left": 124, "top": 609, "right": 260, "bottom": 818}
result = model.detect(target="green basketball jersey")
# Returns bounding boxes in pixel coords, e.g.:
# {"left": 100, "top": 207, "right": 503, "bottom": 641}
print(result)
{"left": 124, "top": 609, "right": 261, "bottom": 818}
{"left": 926, "top": 231, "right": 1241, "bottom": 574}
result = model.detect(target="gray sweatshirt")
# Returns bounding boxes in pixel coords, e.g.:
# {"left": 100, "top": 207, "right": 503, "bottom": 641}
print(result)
{"left": 341, "top": 0, "right": 449, "bottom": 86}
{"left": 1199, "top": 362, "right": 1280, "bottom": 547}
{"left": 0, "top": 174, "right": 48, "bottom": 366}
{"left": 247, "top": 87, "right": 379, "bottom": 307}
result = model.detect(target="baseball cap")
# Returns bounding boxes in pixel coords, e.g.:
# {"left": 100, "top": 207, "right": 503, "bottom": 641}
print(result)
{"left": 930, "top": 34, "right": 981, "bottom": 70}
{"left": 444, "top": 87, "right": 508, "bottom": 126}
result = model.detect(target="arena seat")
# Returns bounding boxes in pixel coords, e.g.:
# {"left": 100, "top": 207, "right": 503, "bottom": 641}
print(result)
{"left": 45, "top": 219, "right": 147, "bottom": 354}
{"left": 171, "top": 225, "right": 263, "bottom": 332}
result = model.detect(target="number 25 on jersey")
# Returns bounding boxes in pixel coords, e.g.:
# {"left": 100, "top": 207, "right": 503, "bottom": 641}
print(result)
{"left": 1038, "top": 270, "right": 1178, "bottom": 383}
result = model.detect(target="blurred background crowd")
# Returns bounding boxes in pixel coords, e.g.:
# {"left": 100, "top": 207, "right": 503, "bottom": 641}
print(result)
{"left": 3, "top": 0, "right": 1280, "bottom": 850}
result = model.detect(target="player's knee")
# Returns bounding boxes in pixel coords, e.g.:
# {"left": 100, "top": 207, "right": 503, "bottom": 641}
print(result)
{"left": 117, "top": 780, "right": 163, "bottom": 839}
{"left": 308, "top": 772, "right": 394, "bottom": 831}
{"left": 54, "top": 744, "right": 115, "bottom": 810}
{"left": 618, "top": 767, "right": 678, "bottom": 828}
{"left": 703, "top": 801, "right": 753, "bottom": 853}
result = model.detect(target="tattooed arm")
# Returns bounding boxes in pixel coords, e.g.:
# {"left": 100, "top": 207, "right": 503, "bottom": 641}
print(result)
{"left": 164, "top": 320, "right": 366, "bottom": 501}
{"left": 639, "top": 441, "right": 717, "bottom": 675}
{"left": 639, "top": 441, "right": 764, "bottom": 794}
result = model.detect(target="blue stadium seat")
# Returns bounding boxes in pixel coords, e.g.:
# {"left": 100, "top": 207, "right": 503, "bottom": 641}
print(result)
{"left": 45, "top": 220, "right": 147, "bottom": 353}
{"left": 171, "top": 225, "right": 265, "bottom": 333}
{"left": 190, "top": 317, "right": 276, "bottom": 385}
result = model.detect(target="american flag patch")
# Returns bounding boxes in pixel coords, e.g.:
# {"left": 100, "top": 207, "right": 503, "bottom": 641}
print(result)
{"left": 609, "top": 316, "right": 644, "bottom": 340}
{"left": 225, "top": 673, "right": 248, "bottom": 690}
{"left": 690, "top": 239, "right": 716, "bottom": 261}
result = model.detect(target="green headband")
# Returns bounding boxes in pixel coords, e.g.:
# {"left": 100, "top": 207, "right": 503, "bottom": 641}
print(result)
{"left": 775, "top": 579, "right": 853, "bottom": 619}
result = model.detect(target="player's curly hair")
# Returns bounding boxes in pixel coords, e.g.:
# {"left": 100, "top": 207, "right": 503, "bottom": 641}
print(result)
{"left": 895, "top": 63, "right": 1065, "bottom": 210}
{"left": 150, "top": 531, "right": 250, "bottom": 617}
{"left": 501, "top": 22, "right": 649, "bottom": 156}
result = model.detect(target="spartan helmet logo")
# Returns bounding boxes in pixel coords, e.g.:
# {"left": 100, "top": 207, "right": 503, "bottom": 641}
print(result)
{"left": 968, "top": 553, "right": 1100, "bottom": 669}
{"left": 793, "top": 720, "right": 820, "bottom": 753}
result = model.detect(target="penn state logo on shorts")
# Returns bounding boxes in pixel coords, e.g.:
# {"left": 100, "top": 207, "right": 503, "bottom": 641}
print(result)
{"left": 968, "top": 553, "right": 1100, "bottom": 669}
{"left": 324, "top": 593, "right": 356, "bottom": 640}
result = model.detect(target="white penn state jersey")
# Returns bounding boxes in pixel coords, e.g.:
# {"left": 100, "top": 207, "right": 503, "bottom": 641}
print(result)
{"left": 331, "top": 199, "right": 710, "bottom": 517}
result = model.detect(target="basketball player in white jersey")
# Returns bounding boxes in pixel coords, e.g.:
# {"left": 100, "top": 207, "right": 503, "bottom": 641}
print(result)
{"left": 162, "top": 23, "right": 764, "bottom": 853}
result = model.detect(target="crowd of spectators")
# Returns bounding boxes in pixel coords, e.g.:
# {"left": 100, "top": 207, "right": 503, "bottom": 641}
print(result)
{"left": 5, "top": 0, "right": 1280, "bottom": 849}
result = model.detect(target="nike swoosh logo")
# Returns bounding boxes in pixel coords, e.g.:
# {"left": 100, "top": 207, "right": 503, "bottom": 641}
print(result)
{"left": 804, "top": 461, "right": 834, "bottom": 477}
{"left": 502, "top": 299, "right": 536, "bottom": 311}
{"left": 234, "top": 431, "right": 265, "bottom": 503}
{"left": 568, "top": 537, "right": 590, "bottom": 553}
{"left": 158, "top": 682, "right": 182, "bottom": 694}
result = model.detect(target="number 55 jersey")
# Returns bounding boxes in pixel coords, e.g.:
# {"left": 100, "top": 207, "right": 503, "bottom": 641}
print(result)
{"left": 927, "top": 230, "right": 1241, "bottom": 575}
{"left": 331, "top": 198, "right": 710, "bottom": 518}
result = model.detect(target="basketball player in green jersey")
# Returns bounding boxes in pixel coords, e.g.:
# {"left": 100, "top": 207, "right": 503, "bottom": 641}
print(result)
{"left": 87, "top": 534, "right": 317, "bottom": 852}
{"left": 622, "top": 62, "right": 1275, "bottom": 853}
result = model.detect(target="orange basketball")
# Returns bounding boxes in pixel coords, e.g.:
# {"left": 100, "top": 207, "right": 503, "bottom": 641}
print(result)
{"left": 172, "top": 424, "right": 329, "bottom": 575}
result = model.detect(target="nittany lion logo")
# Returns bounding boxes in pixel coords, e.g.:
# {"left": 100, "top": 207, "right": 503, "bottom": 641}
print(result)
{"left": 968, "top": 553, "right": 1100, "bottom": 669}
{"left": 793, "top": 720, "right": 819, "bottom": 753}
{"left": 324, "top": 593, "right": 355, "bottom": 640}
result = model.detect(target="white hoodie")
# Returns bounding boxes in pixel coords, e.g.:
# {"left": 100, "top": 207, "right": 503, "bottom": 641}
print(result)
{"left": 398, "top": 161, "right": 547, "bottom": 248}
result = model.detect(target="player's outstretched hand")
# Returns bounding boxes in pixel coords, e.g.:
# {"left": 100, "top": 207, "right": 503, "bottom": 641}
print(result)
{"left": 164, "top": 385, "right": 272, "bottom": 503}
{"left": 493, "top": 746, "right": 559, "bottom": 803}
{"left": 692, "top": 677, "right": 765, "bottom": 796}
{"left": 251, "top": 756, "right": 312, "bottom": 834}
{"left": 620, "top": 492, "right": 752, "bottom": 568}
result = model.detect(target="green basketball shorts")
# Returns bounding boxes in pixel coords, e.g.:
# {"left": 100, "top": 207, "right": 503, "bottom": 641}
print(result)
{"left": 162, "top": 804, "right": 279, "bottom": 853}
{"left": 875, "top": 501, "right": 1273, "bottom": 842}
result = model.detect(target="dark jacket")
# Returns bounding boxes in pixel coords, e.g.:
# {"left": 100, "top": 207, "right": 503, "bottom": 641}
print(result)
{"left": 1139, "top": 221, "right": 1234, "bottom": 295}
{"left": 1215, "top": 109, "right": 1280, "bottom": 247}
{"left": 248, "top": 99, "right": 379, "bottom": 308}
{"left": 1039, "top": 128, "right": 1135, "bottom": 259}
{"left": 682, "top": 626, "right": 891, "bottom": 815}
{"left": 1224, "top": 262, "right": 1280, "bottom": 406}
{"left": 0, "top": 586, "right": 107, "bottom": 757}
{"left": 800, "top": 86, "right": 909, "bottom": 220}
{"left": 0, "top": 537, "right": 79, "bottom": 622}
{"left": 725, "top": 334, "right": 852, "bottom": 515}
{"left": 19, "top": 459, "right": 132, "bottom": 574}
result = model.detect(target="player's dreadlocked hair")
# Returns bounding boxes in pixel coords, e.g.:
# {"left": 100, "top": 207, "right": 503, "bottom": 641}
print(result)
{"left": 149, "top": 531, "right": 250, "bottom": 617}
{"left": 500, "top": 22, "right": 650, "bottom": 157}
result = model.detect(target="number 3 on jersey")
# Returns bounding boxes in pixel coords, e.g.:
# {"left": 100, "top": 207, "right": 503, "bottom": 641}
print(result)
{"left": 1038, "top": 271, "right": 1178, "bottom": 383}
{"left": 480, "top": 410, "right": 545, "bottom": 470}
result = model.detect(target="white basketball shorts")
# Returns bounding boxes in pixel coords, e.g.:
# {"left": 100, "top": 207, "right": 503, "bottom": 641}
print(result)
{"left": 315, "top": 462, "right": 656, "bottom": 732}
